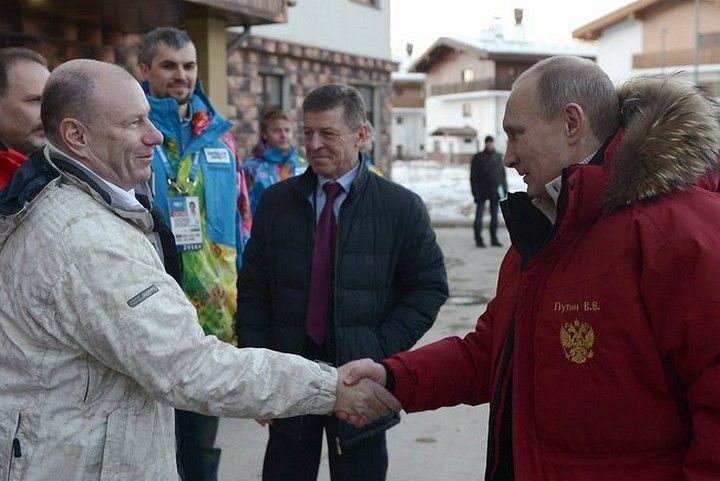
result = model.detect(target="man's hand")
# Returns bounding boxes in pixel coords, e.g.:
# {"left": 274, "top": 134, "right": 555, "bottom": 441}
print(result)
{"left": 333, "top": 359, "right": 400, "bottom": 428}
{"left": 340, "top": 358, "right": 387, "bottom": 387}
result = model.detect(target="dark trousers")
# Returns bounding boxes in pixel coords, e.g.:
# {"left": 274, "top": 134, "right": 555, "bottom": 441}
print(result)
{"left": 474, "top": 197, "right": 500, "bottom": 244}
{"left": 262, "top": 415, "right": 388, "bottom": 481}
{"left": 176, "top": 410, "right": 221, "bottom": 481}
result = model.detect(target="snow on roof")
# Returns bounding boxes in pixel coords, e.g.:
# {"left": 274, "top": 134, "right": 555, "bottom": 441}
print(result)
{"left": 392, "top": 55, "right": 426, "bottom": 81}
{"left": 409, "top": 28, "right": 598, "bottom": 73}
{"left": 452, "top": 35, "right": 597, "bottom": 58}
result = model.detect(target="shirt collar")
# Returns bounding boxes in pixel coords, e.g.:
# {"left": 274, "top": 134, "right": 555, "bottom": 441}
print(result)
{"left": 47, "top": 143, "right": 144, "bottom": 212}
{"left": 532, "top": 150, "right": 597, "bottom": 224}
{"left": 316, "top": 158, "right": 360, "bottom": 193}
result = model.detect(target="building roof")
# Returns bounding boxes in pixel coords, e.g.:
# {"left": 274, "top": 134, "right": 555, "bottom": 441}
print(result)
{"left": 430, "top": 126, "right": 477, "bottom": 137}
{"left": 410, "top": 35, "right": 597, "bottom": 73}
{"left": 1, "top": 0, "right": 287, "bottom": 33}
{"left": 392, "top": 71, "right": 426, "bottom": 82}
{"left": 572, "top": 0, "right": 663, "bottom": 41}
{"left": 391, "top": 55, "right": 426, "bottom": 81}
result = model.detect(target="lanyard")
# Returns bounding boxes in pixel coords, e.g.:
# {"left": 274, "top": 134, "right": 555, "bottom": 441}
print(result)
{"left": 155, "top": 146, "right": 201, "bottom": 194}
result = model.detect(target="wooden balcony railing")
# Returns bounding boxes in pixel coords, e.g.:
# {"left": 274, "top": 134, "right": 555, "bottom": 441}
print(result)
{"left": 430, "top": 78, "right": 501, "bottom": 96}
{"left": 185, "top": 0, "right": 288, "bottom": 25}
{"left": 633, "top": 33, "right": 720, "bottom": 69}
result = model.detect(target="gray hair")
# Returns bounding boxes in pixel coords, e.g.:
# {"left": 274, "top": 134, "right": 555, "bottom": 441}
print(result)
{"left": 139, "top": 27, "right": 193, "bottom": 66}
{"left": 0, "top": 47, "right": 47, "bottom": 97}
{"left": 515, "top": 56, "right": 620, "bottom": 142}
{"left": 302, "top": 83, "right": 366, "bottom": 132}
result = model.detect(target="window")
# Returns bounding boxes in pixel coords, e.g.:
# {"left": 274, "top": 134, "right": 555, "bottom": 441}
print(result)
{"left": 354, "top": 85, "right": 375, "bottom": 126}
{"left": 396, "top": 116, "right": 403, "bottom": 125}
{"left": 462, "top": 103, "right": 472, "bottom": 117}
{"left": 351, "top": 0, "right": 379, "bottom": 6}
{"left": 462, "top": 69, "right": 474, "bottom": 83}
{"left": 257, "top": 73, "right": 284, "bottom": 115}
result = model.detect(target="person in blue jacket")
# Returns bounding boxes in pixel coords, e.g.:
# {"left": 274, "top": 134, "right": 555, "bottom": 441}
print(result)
{"left": 138, "top": 26, "right": 249, "bottom": 481}
{"left": 243, "top": 109, "right": 306, "bottom": 215}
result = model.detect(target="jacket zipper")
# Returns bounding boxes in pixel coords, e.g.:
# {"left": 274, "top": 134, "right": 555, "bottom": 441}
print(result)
{"left": 485, "top": 312, "right": 515, "bottom": 481}
{"left": 12, "top": 412, "right": 22, "bottom": 459}
{"left": 335, "top": 437, "right": 342, "bottom": 455}
{"left": 11, "top": 439, "right": 20, "bottom": 458}
{"left": 7, "top": 413, "right": 22, "bottom": 481}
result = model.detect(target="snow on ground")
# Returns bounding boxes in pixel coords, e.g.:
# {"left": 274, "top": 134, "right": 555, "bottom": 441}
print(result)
{"left": 390, "top": 160, "right": 526, "bottom": 224}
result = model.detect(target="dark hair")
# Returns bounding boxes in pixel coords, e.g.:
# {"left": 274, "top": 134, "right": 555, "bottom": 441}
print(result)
{"left": 484, "top": 135, "right": 494, "bottom": 143}
{"left": 139, "top": 27, "right": 193, "bottom": 66}
{"left": 0, "top": 47, "right": 47, "bottom": 97}
{"left": 302, "top": 84, "right": 366, "bottom": 132}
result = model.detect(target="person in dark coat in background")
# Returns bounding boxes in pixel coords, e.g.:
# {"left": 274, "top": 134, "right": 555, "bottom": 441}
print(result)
{"left": 236, "top": 83, "right": 448, "bottom": 481}
{"left": 470, "top": 135, "right": 507, "bottom": 247}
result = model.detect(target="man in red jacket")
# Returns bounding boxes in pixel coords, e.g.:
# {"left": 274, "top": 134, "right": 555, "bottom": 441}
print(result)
{"left": 0, "top": 47, "right": 49, "bottom": 188}
{"left": 343, "top": 56, "right": 720, "bottom": 480}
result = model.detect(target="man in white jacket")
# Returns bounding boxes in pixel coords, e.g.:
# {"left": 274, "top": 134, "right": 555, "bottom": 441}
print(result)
{"left": 0, "top": 59, "right": 399, "bottom": 481}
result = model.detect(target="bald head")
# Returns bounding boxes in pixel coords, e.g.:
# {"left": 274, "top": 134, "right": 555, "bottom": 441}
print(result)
{"left": 40, "top": 59, "right": 162, "bottom": 190}
{"left": 514, "top": 56, "right": 619, "bottom": 143}
{"left": 41, "top": 59, "right": 137, "bottom": 145}
{"left": 502, "top": 57, "right": 621, "bottom": 200}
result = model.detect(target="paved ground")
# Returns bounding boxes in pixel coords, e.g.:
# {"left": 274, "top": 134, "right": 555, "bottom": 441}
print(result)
{"left": 216, "top": 225, "right": 509, "bottom": 480}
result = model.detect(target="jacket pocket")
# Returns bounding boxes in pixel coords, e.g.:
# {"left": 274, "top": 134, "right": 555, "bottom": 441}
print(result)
{"left": 99, "top": 408, "right": 151, "bottom": 480}
{"left": 98, "top": 404, "right": 171, "bottom": 481}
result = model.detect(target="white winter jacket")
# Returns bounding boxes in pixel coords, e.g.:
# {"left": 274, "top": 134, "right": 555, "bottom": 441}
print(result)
{"left": 0, "top": 148, "right": 337, "bottom": 480}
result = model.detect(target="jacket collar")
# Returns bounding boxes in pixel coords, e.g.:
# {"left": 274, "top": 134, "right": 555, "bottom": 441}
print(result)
{"left": 602, "top": 75, "right": 720, "bottom": 212}
{"left": 503, "top": 76, "right": 720, "bottom": 260}
{"left": 140, "top": 80, "right": 232, "bottom": 155}
{"left": 294, "top": 154, "right": 369, "bottom": 200}
{"left": 0, "top": 146, "right": 153, "bottom": 229}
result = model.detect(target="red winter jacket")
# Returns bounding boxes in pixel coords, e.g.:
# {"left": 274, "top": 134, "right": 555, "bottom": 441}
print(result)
{"left": 0, "top": 147, "right": 27, "bottom": 189}
{"left": 385, "top": 77, "right": 720, "bottom": 480}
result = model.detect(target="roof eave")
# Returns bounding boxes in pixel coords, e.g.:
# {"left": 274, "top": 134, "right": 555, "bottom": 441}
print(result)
{"left": 572, "top": 0, "right": 662, "bottom": 41}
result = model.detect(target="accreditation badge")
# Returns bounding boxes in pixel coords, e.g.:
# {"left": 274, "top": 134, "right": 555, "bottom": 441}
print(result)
{"left": 203, "top": 148, "right": 231, "bottom": 164}
{"left": 168, "top": 196, "right": 202, "bottom": 251}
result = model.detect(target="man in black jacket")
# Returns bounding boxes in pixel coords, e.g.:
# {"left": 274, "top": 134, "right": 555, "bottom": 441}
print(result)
{"left": 470, "top": 135, "right": 508, "bottom": 247}
{"left": 236, "top": 83, "right": 448, "bottom": 481}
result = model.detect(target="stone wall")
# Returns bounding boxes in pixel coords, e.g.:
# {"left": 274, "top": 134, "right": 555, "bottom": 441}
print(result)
{"left": 228, "top": 35, "right": 397, "bottom": 174}
{"left": 0, "top": 14, "right": 143, "bottom": 73}
{"left": 1, "top": 13, "right": 397, "bottom": 174}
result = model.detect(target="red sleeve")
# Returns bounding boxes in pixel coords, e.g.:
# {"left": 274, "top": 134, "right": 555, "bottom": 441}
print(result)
{"left": 636, "top": 195, "right": 720, "bottom": 478}
{"left": 384, "top": 311, "right": 494, "bottom": 413}
{"left": 384, "top": 250, "right": 521, "bottom": 413}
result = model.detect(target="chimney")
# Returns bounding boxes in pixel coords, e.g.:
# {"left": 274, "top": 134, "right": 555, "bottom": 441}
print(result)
{"left": 513, "top": 8, "right": 526, "bottom": 41}
{"left": 514, "top": 8, "right": 523, "bottom": 25}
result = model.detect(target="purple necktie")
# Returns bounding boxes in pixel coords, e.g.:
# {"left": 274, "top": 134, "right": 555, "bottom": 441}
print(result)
{"left": 306, "top": 182, "right": 343, "bottom": 346}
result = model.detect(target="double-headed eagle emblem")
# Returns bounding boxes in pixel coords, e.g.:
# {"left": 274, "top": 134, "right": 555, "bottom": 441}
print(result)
{"left": 560, "top": 319, "right": 595, "bottom": 364}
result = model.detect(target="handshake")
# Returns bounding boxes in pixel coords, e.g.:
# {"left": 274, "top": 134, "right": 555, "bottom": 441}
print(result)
{"left": 333, "top": 359, "right": 402, "bottom": 428}
{"left": 255, "top": 359, "right": 401, "bottom": 429}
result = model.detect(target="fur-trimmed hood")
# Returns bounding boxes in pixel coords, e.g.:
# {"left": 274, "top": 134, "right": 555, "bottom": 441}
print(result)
{"left": 603, "top": 75, "right": 720, "bottom": 212}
